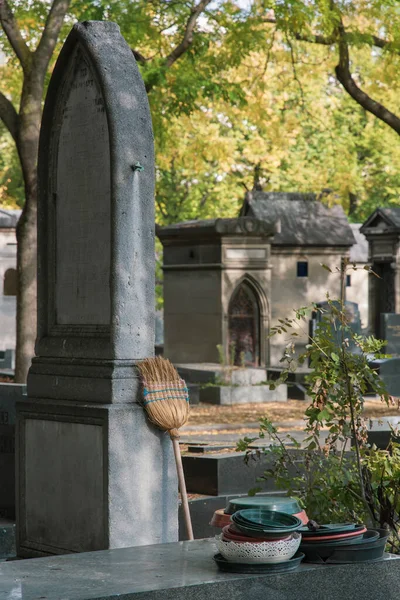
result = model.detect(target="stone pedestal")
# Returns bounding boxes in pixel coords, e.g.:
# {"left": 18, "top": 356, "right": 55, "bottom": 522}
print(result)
{"left": 16, "top": 21, "right": 177, "bottom": 557}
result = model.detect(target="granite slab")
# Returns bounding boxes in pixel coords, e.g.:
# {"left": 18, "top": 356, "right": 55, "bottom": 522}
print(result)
{"left": 0, "top": 538, "right": 399, "bottom": 600}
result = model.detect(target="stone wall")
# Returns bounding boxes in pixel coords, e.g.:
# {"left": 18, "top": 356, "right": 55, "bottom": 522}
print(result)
{"left": 164, "top": 268, "right": 223, "bottom": 364}
{"left": 269, "top": 247, "right": 346, "bottom": 364}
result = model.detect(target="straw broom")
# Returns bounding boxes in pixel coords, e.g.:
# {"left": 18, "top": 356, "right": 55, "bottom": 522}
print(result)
{"left": 137, "top": 356, "right": 194, "bottom": 541}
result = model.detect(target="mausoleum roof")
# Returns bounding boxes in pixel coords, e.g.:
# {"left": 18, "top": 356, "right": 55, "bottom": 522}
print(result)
{"left": 0, "top": 209, "right": 21, "bottom": 228}
{"left": 242, "top": 191, "right": 355, "bottom": 247}
{"left": 361, "top": 207, "right": 400, "bottom": 233}
{"left": 157, "top": 217, "right": 275, "bottom": 241}
{"left": 349, "top": 224, "right": 368, "bottom": 263}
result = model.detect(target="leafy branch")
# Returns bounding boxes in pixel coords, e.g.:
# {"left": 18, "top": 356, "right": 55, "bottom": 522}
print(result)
{"left": 237, "top": 260, "right": 400, "bottom": 550}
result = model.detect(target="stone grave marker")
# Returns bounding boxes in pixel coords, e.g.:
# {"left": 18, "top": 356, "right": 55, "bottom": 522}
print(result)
{"left": 16, "top": 21, "right": 177, "bottom": 558}
{"left": 381, "top": 313, "right": 400, "bottom": 355}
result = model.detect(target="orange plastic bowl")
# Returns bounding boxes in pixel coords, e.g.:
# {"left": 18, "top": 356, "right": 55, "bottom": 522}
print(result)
{"left": 294, "top": 510, "right": 309, "bottom": 525}
{"left": 210, "top": 509, "right": 231, "bottom": 528}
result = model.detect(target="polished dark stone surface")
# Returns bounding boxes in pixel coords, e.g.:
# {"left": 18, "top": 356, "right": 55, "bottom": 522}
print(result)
{"left": 182, "top": 451, "right": 301, "bottom": 496}
{"left": 0, "top": 519, "right": 15, "bottom": 560}
{"left": 0, "top": 539, "right": 400, "bottom": 600}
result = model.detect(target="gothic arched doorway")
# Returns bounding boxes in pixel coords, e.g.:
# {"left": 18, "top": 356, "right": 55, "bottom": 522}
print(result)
{"left": 228, "top": 281, "right": 260, "bottom": 367}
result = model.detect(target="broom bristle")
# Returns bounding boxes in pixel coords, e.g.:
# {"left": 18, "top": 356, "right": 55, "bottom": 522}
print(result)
{"left": 137, "top": 357, "right": 189, "bottom": 437}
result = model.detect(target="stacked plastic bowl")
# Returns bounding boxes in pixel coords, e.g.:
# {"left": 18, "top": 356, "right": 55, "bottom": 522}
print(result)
{"left": 215, "top": 509, "right": 303, "bottom": 566}
{"left": 210, "top": 495, "right": 309, "bottom": 530}
{"left": 298, "top": 523, "right": 390, "bottom": 564}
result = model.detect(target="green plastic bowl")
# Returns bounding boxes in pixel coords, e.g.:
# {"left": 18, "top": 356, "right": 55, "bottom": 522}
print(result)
{"left": 231, "top": 509, "right": 302, "bottom": 537}
{"left": 225, "top": 496, "right": 302, "bottom": 516}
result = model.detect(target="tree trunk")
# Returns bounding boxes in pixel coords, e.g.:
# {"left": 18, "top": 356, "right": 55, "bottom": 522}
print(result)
{"left": 348, "top": 192, "right": 358, "bottom": 217}
{"left": 14, "top": 77, "right": 41, "bottom": 383}
{"left": 15, "top": 193, "right": 37, "bottom": 382}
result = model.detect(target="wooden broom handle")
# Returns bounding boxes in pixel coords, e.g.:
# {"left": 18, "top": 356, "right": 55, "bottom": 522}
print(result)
{"left": 172, "top": 437, "right": 194, "bottom": 541}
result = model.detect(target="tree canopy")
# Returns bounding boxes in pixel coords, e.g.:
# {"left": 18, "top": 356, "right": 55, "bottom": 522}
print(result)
{"left": 1, "top": 0, "right": 400, "bottom": 222}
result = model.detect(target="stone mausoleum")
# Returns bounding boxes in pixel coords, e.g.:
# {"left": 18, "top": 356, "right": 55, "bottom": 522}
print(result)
{"left": 0, "top": 209, "right": 20, "bottom": 354}
{"left": 159, "top": 192, "right": 368, "bottom": 368}
{"left": 361, "top": 207, "right": 400, "bottom": 339}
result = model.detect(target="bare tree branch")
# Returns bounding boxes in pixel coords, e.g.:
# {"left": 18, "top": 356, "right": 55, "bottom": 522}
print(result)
{"left": 335, "top": 23, "right": 400, "bottom": 136}
{"left": 0, "top": 0, "right": 31, "bottom": 70}
{"left": 165, "top": 0, "right": 213, "bottom": 68}
{"left": 262, "top": 16, "right": 400, "bottom": 55}
{"left": 132, "top": 49, "right": 147, "bottom": 65}
{"left": 0, "top": 90, "right": 19, "bottom": 142}
{"left": 35, "top": 0, "right": 71, "bottom": 71}
{"left": 294, "top": 32, "right": 335, "bottom": 46}
{"left": 294, "top": 30, "right": 400, "bottom": 55}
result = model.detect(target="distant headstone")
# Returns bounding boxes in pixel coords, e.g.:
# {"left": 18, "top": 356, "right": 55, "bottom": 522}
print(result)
{"left": 355, "top": 416, "right": 400, "bottom": 449}
{"left": 311, "top": 301, "right": 362, "bottom": 353}
{"left": 381, "top": 313, "right": 400, "bottom": 355}
{"left": 17, "top": 21, "right": 177, "bottom": 558}
{"left": 369, "top": 357, "right": 400, "bottom": 398}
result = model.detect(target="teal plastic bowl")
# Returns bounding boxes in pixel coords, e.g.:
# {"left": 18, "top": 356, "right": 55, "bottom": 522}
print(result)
{"left": 231, "top": 509, "right": 302, "bottom": 537}
{"left": 225, "top": 496, "right": 302, "bottom": 516}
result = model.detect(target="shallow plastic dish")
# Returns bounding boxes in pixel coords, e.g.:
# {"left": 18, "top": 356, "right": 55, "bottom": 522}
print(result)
{"left": 222, "top": 525, "right": 290, "bottom": 544}
{"left": 216, "top": 532, "right": 301, "bottom": 564}
{"left": 301, "top": 526, "right": 367, "bottom": 543}
{"left": 299, "top": 523, "right": 357, "bottom": 536}
{"left": 233, "top": 509, "right": 302, "bottom": 529}
{"left": 304, "top": 529, "right": 379, "bottom": 548}
{"left": 225, "top": 496, "right": 302, "bottom": 516}
{"left": 213, "top": 551, "right": 305, "bottom": 574}
{"left": 232, "top": 521, "right": 299, "bottom": 539}
{"left": 300, "top": 529, "right": 389, "bottom": 564}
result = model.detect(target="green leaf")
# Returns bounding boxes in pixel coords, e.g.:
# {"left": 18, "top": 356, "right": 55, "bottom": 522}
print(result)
{"left": 317, "top": 408, "right": 331, "bottom": 421}
{"left": 248, "top": 487, "right": 262, "bottom": 497}
{"left": 321, "top": 263, "right": 333, "bottom": 272}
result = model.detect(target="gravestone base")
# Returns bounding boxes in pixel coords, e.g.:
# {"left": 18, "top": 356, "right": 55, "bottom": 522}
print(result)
{"left": 17, "top": 399, "right": 177, "bottom": 557}
{"left": 0, "top": 519, "right": 15, "bottom": 560}
{"left": 28, "top": 357, "right": 140, "bottom": 404}
{"left": 0, "top": 384, "right": 26, "bottom": 519}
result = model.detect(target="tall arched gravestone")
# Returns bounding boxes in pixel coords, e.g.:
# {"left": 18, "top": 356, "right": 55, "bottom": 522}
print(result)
{"left": 16, "top": 21, "right": 177, "bottom": 558}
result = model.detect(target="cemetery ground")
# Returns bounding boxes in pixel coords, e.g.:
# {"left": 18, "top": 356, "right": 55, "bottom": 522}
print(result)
{"left": 181, "top": 398, "right": 400, "bottom": 445}
{"left": 186, "top": 398, "right": 400, "bottom": 428}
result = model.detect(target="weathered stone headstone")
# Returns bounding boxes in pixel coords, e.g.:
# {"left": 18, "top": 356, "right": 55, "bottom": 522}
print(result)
{"left": 16, "top": 21, "right": 177, "bottom": 558}
{"left": 380, "top": 313, "right": 400, "bottom": 355}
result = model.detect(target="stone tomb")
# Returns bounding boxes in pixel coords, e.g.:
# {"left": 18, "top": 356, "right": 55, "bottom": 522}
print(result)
{"left": 17, "top": 21, "right": 176, "bottom": 558}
